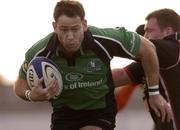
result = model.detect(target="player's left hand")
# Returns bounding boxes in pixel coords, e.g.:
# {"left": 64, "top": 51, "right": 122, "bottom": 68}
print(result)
{"left": 148, "top": 94, "right": 173, "bottom": 122}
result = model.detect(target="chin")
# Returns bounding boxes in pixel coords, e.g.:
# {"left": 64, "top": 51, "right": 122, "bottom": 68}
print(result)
{"left": 71, "top": 47, "right": 80, "bottom": 52}
{"left": 67, "top": 48, "right": 79, "bottom": 53}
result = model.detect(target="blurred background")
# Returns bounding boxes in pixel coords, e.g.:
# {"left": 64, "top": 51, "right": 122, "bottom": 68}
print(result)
{"left": 0, "top": 78, "right": 153, "bottom": 130}
{"left": 0, "top": 0, "right": 179, "bottom": 130}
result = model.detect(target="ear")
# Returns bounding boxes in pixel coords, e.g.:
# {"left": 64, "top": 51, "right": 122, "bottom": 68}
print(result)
{"left": 164, "top": 26, "right": 174, "bottom": 36}
{"left": 82, "top": 19, "right": 88, "bottom": 31}
{"left": 52, "top": 21, "right": 57, "bottom": 32}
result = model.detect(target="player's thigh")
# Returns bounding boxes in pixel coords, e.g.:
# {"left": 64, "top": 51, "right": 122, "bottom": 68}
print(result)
{"left": 80, "top": 125, "right": 102, "bottom": 130}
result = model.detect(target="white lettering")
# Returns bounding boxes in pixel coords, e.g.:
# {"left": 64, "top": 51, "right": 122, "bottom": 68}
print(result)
{"left": 64, "top": 79, "right": 103, "bottom": 90}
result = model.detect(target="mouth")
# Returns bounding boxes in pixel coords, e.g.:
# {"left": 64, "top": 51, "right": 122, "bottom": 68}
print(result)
{"left": 67, "top": 44, "right": 77, "bottom": 48}
{"left": 65, "top": 44, "right": 79, "bottom": 51}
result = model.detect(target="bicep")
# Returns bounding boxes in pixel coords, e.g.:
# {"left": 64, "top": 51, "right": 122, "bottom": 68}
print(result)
{"left": 135, "top": 36, "right": 156, "bottom": 60}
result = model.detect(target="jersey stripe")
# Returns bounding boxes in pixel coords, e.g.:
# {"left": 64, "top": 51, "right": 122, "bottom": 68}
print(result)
{"left": 94, "top": 39, "right": 112, "bottom": 60}
{"left": 93, "top": 34, "right": 135, "bottom": 58}
{"left": 130, "top": 33, "right": 136, "bottom": 53}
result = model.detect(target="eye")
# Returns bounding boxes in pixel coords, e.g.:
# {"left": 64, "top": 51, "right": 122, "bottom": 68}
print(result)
{"left": 72, "top": 28, "right": 79, "bottom": 32}
{"left": 60, "top": 28, "right": 68, "bottom": 32}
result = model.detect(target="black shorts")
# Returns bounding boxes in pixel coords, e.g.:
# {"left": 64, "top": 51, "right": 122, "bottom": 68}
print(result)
{"left": 50, "top": 106, "right": 117, "bottom": 130}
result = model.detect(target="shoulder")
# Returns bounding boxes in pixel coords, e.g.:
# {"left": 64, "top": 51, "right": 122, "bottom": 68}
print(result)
{"left": 88, "top": 26, "right": 141, "bottom": 57}
{"left": 88, "top": 26, "right": 126, "bottom": 37}
{"left": 88, "top": 26, "right": 140, "bottom": 43}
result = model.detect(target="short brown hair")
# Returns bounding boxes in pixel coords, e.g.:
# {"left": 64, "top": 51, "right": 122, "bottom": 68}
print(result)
{"left": 53, "top": 0, "right": 85, "bottom": 21}
{"left": 145, "top": 8, "right": 180, "bottom": 32}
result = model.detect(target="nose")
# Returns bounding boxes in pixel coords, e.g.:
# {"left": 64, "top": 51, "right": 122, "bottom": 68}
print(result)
{"left": 66, "top": 31, "right": 74, "bottom": 40}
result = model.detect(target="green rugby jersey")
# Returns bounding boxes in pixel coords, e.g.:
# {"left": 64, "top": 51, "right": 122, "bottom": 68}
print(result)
{"left": 19, "top": 26, "right": 140, "bottom": 110}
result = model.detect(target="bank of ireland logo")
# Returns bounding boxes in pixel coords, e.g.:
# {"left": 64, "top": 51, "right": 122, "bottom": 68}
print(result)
{"left": 65, "top": 72, "right": 83, "bottom": 81}
{"left": 87, "top": 59, "right": 102, "bottom": 72}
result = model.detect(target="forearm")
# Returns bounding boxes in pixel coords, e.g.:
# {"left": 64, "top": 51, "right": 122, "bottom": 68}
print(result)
{"left": 141, "top": 50, "right": 159, "bottom": 86}
{"left": 138, "top": 36, "right": 159, "bottom": 86}
{"left": 14, "top": 77, "right": 30, "bottom": 101}
{"left": 14, "top": 77, "right": 58, "bottom": 102}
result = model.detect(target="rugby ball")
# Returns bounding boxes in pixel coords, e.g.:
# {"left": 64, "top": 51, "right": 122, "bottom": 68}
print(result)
{"left": 26, "top": 57, "right": 63, "bottom": 97}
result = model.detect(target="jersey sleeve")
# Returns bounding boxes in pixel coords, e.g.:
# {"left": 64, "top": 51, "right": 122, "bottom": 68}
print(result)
{"left": 18, "top": 33, "right": 54, "bottom": 79}
{"left": 115, "top": 27, "right": 141, "bottom": 56}
{"left": 18, "top": 60, "right": 29, "bottom": 79}
{"left": 18, "top": 47, "right": 40, "bottom": 80}
{"left": 18, "top": 49, "right": 35, "bottom": 80}
{"left": 89, "top": 26, "right": 141, "bottom": 58}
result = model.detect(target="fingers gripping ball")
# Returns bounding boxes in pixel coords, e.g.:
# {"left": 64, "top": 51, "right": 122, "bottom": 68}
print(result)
{"left": 26, "top": 57, "right": 63, "bottom": 97}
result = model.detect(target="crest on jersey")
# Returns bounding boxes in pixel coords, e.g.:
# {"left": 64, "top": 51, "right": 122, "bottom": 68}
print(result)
{"left": 87, "top": 59, "right": 102, "bottom": 72}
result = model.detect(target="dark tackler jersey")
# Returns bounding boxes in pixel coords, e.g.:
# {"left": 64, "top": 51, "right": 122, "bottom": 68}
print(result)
{"left": 126, "top": 33, "right": 180, "bottom": 130}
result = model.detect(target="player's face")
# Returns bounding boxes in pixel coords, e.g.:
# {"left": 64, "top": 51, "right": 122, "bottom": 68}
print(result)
{"left": 144, "top": 18, "right": 167, "bottom": 40}
{"left": 53, "top": 15, "right": 87, "bottom": 53}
